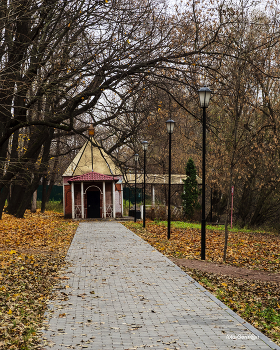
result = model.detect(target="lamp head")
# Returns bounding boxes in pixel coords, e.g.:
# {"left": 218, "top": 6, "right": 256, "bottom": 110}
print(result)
{"left": 198, "top": 86, "right": 212, "bottom": 108}
{"left": 134, "top": 153, "right": 139, "bottom": 162}
{"left": 166, "top": 119, "right": 175, "bottom": 134}
{"left": 142, "top": 141, "right": 148, "bottom": 151}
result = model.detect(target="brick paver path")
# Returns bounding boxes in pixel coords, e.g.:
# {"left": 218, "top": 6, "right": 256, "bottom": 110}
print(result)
{"left": 39, "top": 222, "right": 280, "bottom": 350}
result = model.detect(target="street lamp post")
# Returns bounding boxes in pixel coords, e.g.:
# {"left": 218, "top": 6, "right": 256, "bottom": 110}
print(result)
{"left": 134, "top": 153, "right": 139, "bottom": 222}
{"left": 198, "top": 86, "right": 212, "bottom": 260}
{"left": 88, "top": 124, "right": 95, "bottom": 172}
{"left": 166, "top": 119, "right": 175, "bottom": 240}
{"left": 142, "top": 141, "right": 148, "bottom": 228}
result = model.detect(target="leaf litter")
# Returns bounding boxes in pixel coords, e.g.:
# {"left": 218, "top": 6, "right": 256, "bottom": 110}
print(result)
{"left": 0, "top": 210, "right": 77, "bottom": 349}
{"left": 122, "top": 221, "right": 280, "bottom": 345}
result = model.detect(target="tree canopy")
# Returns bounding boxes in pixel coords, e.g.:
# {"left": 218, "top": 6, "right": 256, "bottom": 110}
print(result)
{"left": 1, "top": 0, "right": 280, "bottom": 225}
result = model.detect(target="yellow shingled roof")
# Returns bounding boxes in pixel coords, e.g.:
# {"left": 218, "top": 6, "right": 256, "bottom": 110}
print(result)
{"left": 63, "top": 140, "right": 120, "bottom": 176}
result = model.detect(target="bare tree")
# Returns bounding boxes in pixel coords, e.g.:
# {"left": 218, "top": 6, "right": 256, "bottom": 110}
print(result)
{"left": 0, "top": 0, "right": 230, "bottom": 218}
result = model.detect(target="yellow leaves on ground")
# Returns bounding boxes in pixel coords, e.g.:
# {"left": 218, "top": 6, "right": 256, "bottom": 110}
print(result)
{"left": 123, "top": 221, "right": 280, "bottom": 346}
{"left": 0, "top": 210, "right": 78, "bottom": 349}
{"left": 124, "top": 221, "right": 280, "bottom": 272}
{"left": 0, "top": 211, "right": 77, "bottom": 255}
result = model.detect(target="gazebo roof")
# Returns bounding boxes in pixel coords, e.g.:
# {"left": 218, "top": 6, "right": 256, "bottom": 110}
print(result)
{"left": 68, "top": 171, "right": 120, "bottom": 183}
{"left": 63, "top": 139, "right": 121, "bottom": 177}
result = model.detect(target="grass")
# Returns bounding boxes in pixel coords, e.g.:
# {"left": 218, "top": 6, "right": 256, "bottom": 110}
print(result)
{"left": 36, "top": 200, "right": 63, "bottom": 213}
{"left": 153, "top": 219, "right": 276, "bottom": 235}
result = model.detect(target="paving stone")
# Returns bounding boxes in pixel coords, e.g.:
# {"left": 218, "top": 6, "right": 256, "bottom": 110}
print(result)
{"left": 40, "top": 222, "right": 280, "bottom": 350}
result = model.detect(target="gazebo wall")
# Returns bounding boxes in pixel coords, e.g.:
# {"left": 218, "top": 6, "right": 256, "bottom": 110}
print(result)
{"left": 64, "top": 183, "right": 72, "bottom": 218}
{"left": 63, "top": 180, "right": 122, "bottom": 218}
{"left": 105, "top": 182, "right": 113, "bottom": 207}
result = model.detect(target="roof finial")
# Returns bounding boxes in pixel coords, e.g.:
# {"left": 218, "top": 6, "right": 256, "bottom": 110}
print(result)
{"left": 88, "top": 124, "right": 95, "bottom": 137}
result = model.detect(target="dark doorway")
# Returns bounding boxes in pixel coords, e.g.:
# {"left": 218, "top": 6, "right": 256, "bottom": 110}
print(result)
{"left": 87, "top": 191, "right": 100, "bottom": 218}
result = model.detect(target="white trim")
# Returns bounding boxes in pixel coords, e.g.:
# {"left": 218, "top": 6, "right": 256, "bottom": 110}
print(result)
{"left": 71, "top": 182, "right": 75, "bottom": 219}
{"left": 103, "top": 181, "right": 106, "bottom": 218}
{"left": 112, "top": 181, "right": 116, "bottom": 218}
{"left": 84, "top": 184, "right": 102, "bottom": 193}
{"left": 81, "top": 182, "right": 84, "bottom": 219}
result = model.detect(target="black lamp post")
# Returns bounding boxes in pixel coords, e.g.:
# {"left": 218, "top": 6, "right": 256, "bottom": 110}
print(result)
{"left": 166, "top": 119, "right": 175, "bottom": 240}
{"left": 88, "top": 124, "right": 95, "bottom": 172}
{"left": 198, "top": 86, "right": 212, "bottom": 260}
{"left": 142, "top": 141, "right": 148, "bottom": 228}
{"left": 134, "top": 153, "right": 139, "bottom": 222}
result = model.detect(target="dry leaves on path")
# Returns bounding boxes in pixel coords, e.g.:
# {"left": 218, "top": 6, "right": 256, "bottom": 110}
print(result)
{"left": 0, "top": 210, "right": 78, "bottom": 349}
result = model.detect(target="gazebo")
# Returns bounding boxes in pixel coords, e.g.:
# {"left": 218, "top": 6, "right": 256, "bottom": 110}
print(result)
{"left": 63, "top": 140, "right": 123, "bottom": 219}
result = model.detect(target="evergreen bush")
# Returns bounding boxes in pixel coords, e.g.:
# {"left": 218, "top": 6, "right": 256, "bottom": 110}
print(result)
{"left": 181, "top": 158, "right": 200, "bottom": 219}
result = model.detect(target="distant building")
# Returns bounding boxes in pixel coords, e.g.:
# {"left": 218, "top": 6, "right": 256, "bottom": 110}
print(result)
{"left": 63, "top": 139, "right": 202, "bottom": 220}
{"left": 62, "top": 140, "right": 123, "bottom": 219}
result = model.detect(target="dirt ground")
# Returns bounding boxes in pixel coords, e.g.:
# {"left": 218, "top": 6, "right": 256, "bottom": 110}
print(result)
{"left": 170, "top": 257, "right": 280, "bottom": 283}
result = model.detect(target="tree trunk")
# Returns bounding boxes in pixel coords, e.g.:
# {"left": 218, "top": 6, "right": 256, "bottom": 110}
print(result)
{"left": 15, "top": 171, "right": 42, "bottom": 218}
{"left": 7, "top": 127, "right": 53, "bottom": 217}
{"left": 0, "top": 186, "right": 9, "bottom": 219}
{"left": 223, "top": 177, "right": 233, "bottom": 262}
{"left": 31, "top": 190, "right": 37, "bottom": 213}
{"left": 6, "top": 184, "right": 24, "bottom": 215}
{"left": 223, "top": 208, "right": 229, "bottom": 262}
{"left": 15, "top": 183, "right": 39, "bottom": 218}
{"left": 41, "top": 176, "right": 47, "bottom": 213}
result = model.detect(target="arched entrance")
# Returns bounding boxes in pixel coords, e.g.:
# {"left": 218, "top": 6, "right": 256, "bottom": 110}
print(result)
{"left": 85, "top": 185, "right": 102, "bottom": 218}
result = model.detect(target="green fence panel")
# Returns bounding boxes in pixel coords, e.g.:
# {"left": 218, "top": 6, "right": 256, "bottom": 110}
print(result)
{"left": 123, "top": 187, "right": 142, "bottom": 204}
{"left": 37, "top": 185, "right": 63, "bottom": 201}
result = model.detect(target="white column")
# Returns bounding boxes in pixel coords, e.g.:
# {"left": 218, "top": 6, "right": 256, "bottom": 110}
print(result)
{"left": 103, "top": 181, "right": 106, "bottom": 218}
{"left": 152, "top": 184, "right": 155, "bottom": 207}
{"left": 71, "top": 182, "right": 75, "bottom": 219}
{"left": 121, "top": 182, "right": 123, "bottom": 217}
{"left": 63, "top": 184, "right": 65, "bottom": 217}
{"left": 81, "top": 182, "right": 84, "bottom": 219}
{"left": 112, "top": 181, "right": 116, "bottom": 218}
